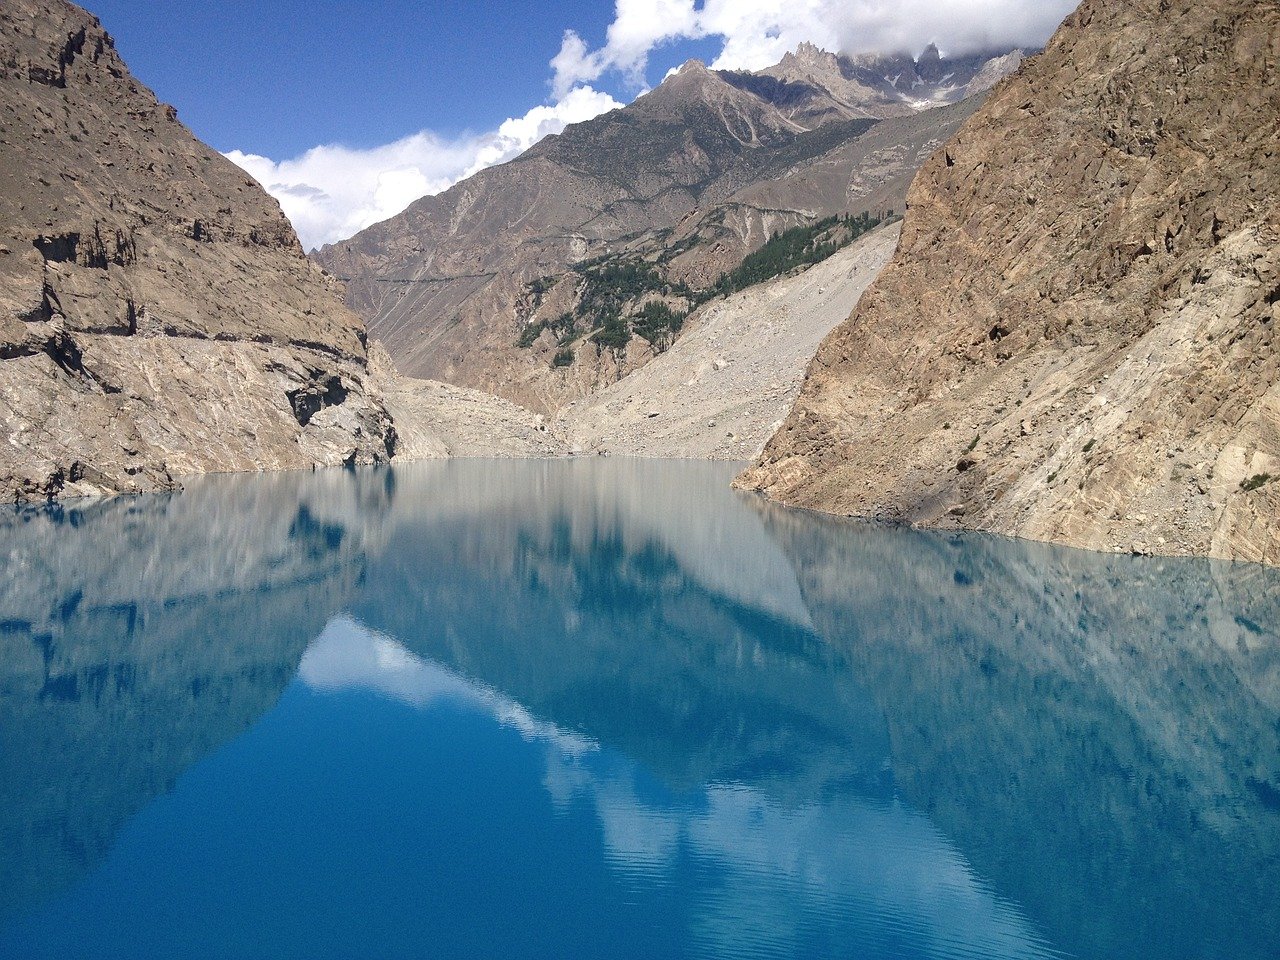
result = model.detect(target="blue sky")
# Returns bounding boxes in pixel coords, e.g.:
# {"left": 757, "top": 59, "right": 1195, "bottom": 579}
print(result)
{"left": 89, "top": 0, "right": 716, "bottom": 157}
{"left": 86, "top": 1, "right": 1077, "bottom": 249}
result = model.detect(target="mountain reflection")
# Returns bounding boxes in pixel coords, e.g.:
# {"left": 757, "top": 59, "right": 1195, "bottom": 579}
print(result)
{"left": 755, "top": 500, "right": 1280, "bottom": 960}
{"left": 301, "top": 617, "right": 1060, "bottom": 960}
{"left": 0, "top": 468, "right": 392, "bottom": 916}
{"left": 0, "top": 459, "right": 1277, "bottom": 959}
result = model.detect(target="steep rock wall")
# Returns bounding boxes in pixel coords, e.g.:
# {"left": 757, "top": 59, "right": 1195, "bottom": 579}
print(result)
{"left": 741, "top": 0, "right": 1280, "bottom": 564}
{"left": 0, "top": 0, "right": 395, "bottom": 501}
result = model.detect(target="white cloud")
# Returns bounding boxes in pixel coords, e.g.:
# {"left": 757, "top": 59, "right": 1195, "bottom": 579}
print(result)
{"left": 463, "top": 85, "right": 623, "bottom": 178}
{"left": 551, "top": 0, "right": 1079, "bottom": 92}
{"left": 225, "top": 85, "right": 622, "bottom": 251}
{"left": 551, "top": 0, "right": 703, "bottom": 98}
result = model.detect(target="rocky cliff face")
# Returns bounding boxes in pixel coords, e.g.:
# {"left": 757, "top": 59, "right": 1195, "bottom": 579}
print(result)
{"left": 0, "top": 0, "right": 396, "bottom": 502}
{"left": 741, "top": 0, "right": 1280, "bottom": 565}
{"left": 315, "top": 48, "right": 1019, "bottom": 414}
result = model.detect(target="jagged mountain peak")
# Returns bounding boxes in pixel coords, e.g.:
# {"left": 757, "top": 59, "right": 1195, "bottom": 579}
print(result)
{"left": 749, "top": 41, "right": 1024, "bottom": 124}
{"left": 781, "top": 40, "right": 843, "bottom": 70}
{"left": 916, "top": 42, "right": 945, "bottom": 80}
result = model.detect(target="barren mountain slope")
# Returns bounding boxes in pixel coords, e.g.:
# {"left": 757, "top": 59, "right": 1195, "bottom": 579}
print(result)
{"left": 365, "top": 344, "right": 567, "bottom": 460}
{"left": 740, "top": 0, "right": 1280, "bottom": 564}
{"left": 704, "top": 98, "right": 981, "bottom": 263}
{"left": 559, "top": 224, "right": 900, "bottom": 459}
{"left": 0, "top": 0, "right": 394, "bottom": 501}
{"left": 316, "top": 64, "right": 811, "bottom": 388}
{"left": 316, "top": 49, "right": 1018, "bottom": 414}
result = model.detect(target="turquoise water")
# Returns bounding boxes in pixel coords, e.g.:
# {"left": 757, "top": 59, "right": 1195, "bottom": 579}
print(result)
{"left": 1, "top": 459, "right": 1277, "bottom": 960}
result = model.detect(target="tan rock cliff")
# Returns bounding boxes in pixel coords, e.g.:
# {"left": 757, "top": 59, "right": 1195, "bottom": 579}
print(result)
{"left": 0, "top": 0, "right": 396, "bottom": 501}
{"left": 741, "top": 0, "right": 1280, "bottom": 565}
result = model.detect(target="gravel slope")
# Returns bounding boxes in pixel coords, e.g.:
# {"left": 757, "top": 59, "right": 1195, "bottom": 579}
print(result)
{"left": 557, "top": 224, "right": 900, "bottom": 460}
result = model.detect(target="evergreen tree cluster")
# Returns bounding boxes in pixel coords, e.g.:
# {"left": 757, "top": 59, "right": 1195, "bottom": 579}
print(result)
{"left": 713, "top": 212, "right": 881, "bottom": 297}
{"left": 515, "top": 212, "right": 886, "bottom": 366}
{"left": 516, "top": 311, "right": 578, "bottom": 349}
{"left": 631, "top": 301, "right": 686, "bottom": 350}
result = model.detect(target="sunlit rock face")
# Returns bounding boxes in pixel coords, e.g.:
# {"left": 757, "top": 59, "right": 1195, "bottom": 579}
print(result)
{"left": 743, "top": 0, "right": 1280, "bottom": 565}
{"left": 0, "top": 0, "right": 395, "bottom": 503}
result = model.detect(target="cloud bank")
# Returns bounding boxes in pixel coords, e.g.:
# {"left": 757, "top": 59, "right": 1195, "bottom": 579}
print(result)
{"left": 226, "top": 85, "right": 621, "bottom": 250}
{"left": 229, "top": 1, "right": 1077, "bottom": 251}
{"left": 553, "top": 0, "right": 1077, "bottom": 95}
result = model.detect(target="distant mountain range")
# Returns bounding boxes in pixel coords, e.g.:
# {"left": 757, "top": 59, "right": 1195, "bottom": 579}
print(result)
{"left": 315, "top": 44, "right": 1025, "bottom": 412}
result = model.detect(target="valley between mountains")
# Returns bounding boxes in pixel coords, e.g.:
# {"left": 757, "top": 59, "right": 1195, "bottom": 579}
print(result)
{"left": 2, "top": 0, "right": 1276, "bottom": 566}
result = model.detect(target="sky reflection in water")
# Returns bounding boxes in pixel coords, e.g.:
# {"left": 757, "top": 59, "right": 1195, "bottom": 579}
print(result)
{"left": 0, "top": 459, "right": 1277, "bottom": 959}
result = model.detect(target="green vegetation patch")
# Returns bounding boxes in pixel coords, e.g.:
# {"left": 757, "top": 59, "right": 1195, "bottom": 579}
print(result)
{"left": 516, "top": 311, "right": 578, "bottom": 349}
{"left": 632, "top": 301, "right": 686, "bottom": 348}
{"left": 1240, "top": 473, "right": 1274, "bottom": 492}
{"left": 517, "top": 211, "right": 887, "bottom": 356}
{"left": 713, "top": 212, "right": 882, "bottom": 297}
{"left": 590, "top": 310, "right": 633, "bottom": 351}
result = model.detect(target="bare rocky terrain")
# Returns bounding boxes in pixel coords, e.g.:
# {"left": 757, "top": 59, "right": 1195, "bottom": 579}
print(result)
{"left": 315, "top": 47, "right": 1019, "bottom": 413}
{"left": 368, "top": 344, "right": 565, "bottom": 459}
{"left": 741, "top": 0, "right": 1280, "bottom": 565}
{"left": 0, "top": 0, "right": 397, "bottom": 501}
{"left": 1, "top": 0, "right": 913, "bottom": 499}
{"left": 559, "top": 224, "right": 900, "bottom": 460}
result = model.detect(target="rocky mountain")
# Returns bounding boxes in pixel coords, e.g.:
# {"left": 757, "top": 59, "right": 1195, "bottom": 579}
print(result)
{"left": 737, "top": 41, "right": 1022, "bottom": 126}
{"left": 315, "top": 46, "right": 1021, "bottom": 414}
{"left": 0, "top": 0, "right": 396, "bottom": 502}
{"left": 741, "top": 0, "right": 1280, "bottom": 565}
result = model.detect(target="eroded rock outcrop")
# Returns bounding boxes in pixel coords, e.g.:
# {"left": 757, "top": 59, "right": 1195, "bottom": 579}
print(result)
{"left": 0, "top": 0, "right": 396, "bottom": 502}
{"left": 741, "top": 0, "right": 1280, "bottom": 564}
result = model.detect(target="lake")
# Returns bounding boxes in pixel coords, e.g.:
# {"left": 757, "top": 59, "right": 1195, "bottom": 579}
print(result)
{"left": 1, "top": 459, "right": 1277, "bottom": 959}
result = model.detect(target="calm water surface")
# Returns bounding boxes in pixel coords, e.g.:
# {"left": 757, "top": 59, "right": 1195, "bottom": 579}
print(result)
{"left": 1, "top": 459, "right": 1277, "bottom": 959}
